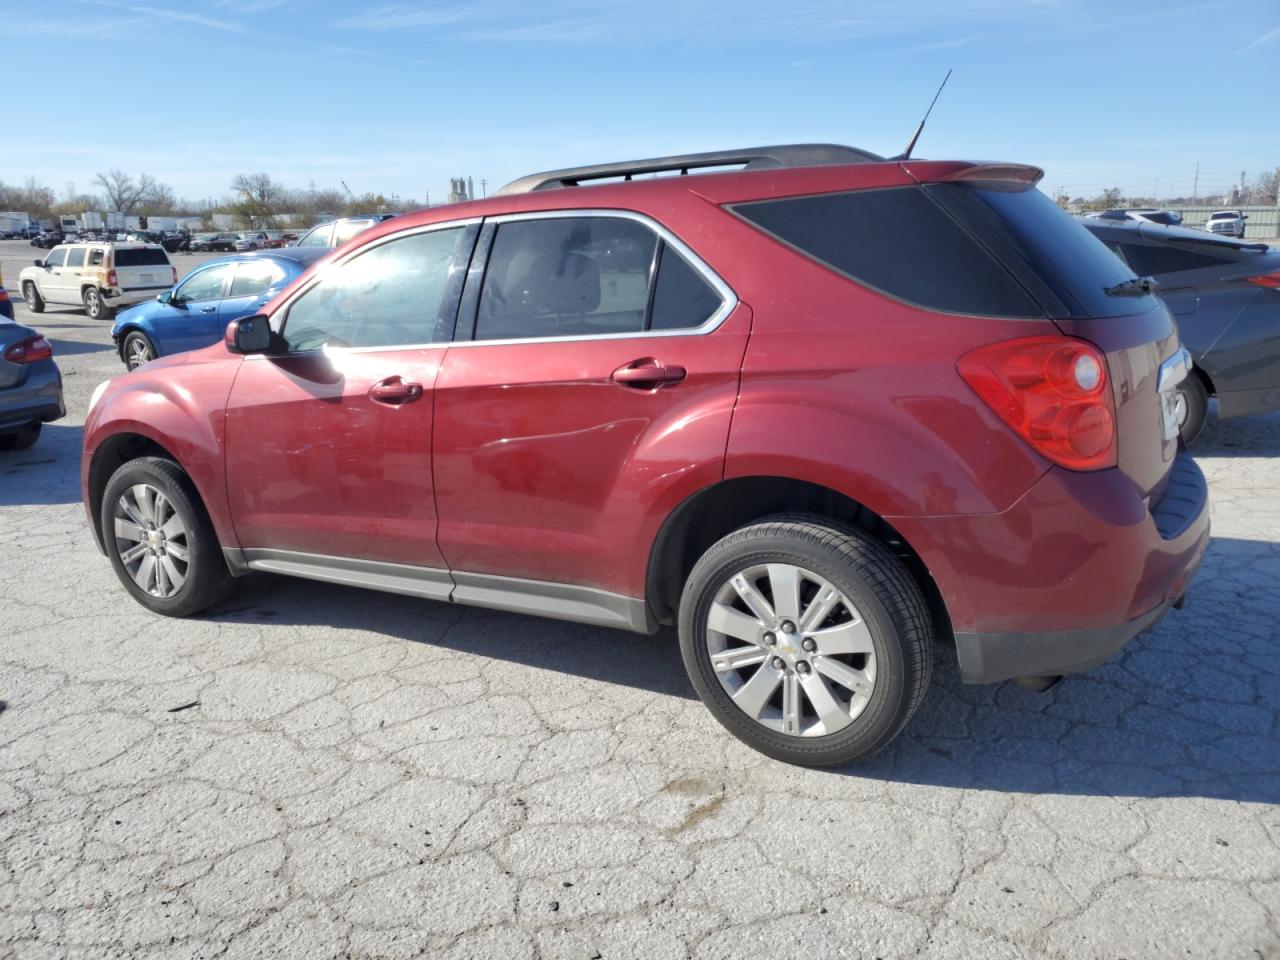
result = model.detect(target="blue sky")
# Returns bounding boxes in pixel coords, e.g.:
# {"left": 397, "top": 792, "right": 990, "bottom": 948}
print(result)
{"left": 5, "top": 0, "right": 1278, "bottom": 205}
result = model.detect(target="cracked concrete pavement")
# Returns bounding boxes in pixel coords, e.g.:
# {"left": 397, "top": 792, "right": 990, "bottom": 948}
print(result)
{"left": 0, "top": 240, "right": 1277, "bottom": 959}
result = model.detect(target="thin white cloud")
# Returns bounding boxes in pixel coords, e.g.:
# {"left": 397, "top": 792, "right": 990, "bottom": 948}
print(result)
{"left": 1230, "top": 24, "right": 1279, "bottom": 57}
{"left": 78, "top": 0, "right": 253, "bottom": 34}
{"left": 333, "top": 4, "right": 469, "bottom": 31}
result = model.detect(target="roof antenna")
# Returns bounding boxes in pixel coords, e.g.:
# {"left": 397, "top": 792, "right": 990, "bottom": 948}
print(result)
{"left": 894, "top": 69, "right": 952, "bottom": 161}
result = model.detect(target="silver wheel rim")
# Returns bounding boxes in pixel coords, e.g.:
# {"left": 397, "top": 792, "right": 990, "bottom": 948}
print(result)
{"left": 706, "top": 563, "right": 876, "bottom": 738}
{"left": 127, "top": 337, "right": 151, "bottom": 369}
{"left": 112, "top": 483, "right": 189, "bottom": 599}
{"left": 1174, "top": 389, "right": 1189, "bottom": 428}
{"left": 86, "top": 290, "right": 99, "bottom": 315}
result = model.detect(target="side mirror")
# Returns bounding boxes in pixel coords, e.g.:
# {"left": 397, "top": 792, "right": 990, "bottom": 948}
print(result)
{"left": 156, "top": 291, "right": 172, "bottom": 305}
{"left": 225, "top": 314, "right": 273, "bottom": 355}
{"left": 34, "top": 259, "right": 44, "bottom": 268}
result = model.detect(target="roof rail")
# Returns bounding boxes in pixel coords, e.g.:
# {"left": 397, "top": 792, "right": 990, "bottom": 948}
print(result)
{"left": 495, "top": 143, "right": 885, "bottom": 195}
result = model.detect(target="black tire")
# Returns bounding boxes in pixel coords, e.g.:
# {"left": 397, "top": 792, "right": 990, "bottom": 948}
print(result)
{"left": 678, "top": 514, "right": 932, "bottom": 767}
{"left": 121, "top": 330, "right": 157, "bottom": 370}
{"left": 0, "top": 422, "right": 41, "bottom": 451}
{"left": 22, "top": 281, "right": 45, "bottom": 313}
{"left": 100, "top": 456, "right": 234, "bottom": 617}
{"left": 83, "top": 286, "right": 113, "bottom": 320}
{"left": 1177, "top": 372, "right": 1209, "bottom": 446}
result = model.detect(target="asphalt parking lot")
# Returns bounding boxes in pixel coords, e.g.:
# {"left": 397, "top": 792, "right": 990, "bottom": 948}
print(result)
{"left": 0, "top": 237, "right": 1277, "bottom": 960}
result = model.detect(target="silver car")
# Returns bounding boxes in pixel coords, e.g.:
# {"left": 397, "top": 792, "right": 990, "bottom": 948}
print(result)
{"left": 0, "top": 320, "right": 64, "bottom": 451}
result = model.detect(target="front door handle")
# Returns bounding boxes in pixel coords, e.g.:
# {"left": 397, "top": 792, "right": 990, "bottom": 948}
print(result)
{"left": 201, "top": 306, "right": 217, "bottom": 313}
{"left": 611, "top": 358, "right": 687, "bottom": 389}
{"left": 369, "top": 376, "right": 424, "bottom": 405}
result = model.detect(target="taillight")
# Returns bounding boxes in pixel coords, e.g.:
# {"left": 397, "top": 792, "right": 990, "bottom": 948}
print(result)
{"left": 0, "top": 289, "right": 9, "bottom": 302}
{"left": 106, "top": 269, "right": 118, "bottom": 288}
{"left": 958, "top": 336, "right": 1117, "bottom": 471}
{"left": 1245, "top": 271, "right": 1280, "bottom": 289}
{"left": 4, "top": 334, "right": 54, "bottom": 364}
{"left": 172, "top": 267, "right": 178, "bottom": 284}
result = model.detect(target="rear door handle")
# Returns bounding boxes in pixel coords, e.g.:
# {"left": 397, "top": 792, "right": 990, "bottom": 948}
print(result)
{"left": 611, "top": 358, "right": 687, "bottom": 389}
{"left": 369, "top": 376, "right": 424, "bottom": 405}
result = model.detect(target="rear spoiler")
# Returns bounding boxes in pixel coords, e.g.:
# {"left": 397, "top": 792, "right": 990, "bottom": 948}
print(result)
{"left": 899, "top": 160, "right": 1045, "bottom": 188}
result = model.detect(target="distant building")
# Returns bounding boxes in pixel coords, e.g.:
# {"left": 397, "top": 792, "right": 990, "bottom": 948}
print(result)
{"left": 447, "top": 177, "right": 474, "bottom": 204}
{"left": 211, "top": 213, "right": 236, "bottom": 230}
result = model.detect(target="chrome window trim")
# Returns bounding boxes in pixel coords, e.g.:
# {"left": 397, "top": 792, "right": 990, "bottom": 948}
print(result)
{"left": 244, "top": 217, "right": 482, "bottom": 360}
{"left": 454, "top": 208, "right": 738, "bottom": 348}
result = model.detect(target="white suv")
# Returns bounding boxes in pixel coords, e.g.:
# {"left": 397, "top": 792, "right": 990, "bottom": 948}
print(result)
{"left": 19, "top": 243, "right": 175, "bottom": 320}
{"left": 1205, "top": 210, "right": 1247, "bottom": 239}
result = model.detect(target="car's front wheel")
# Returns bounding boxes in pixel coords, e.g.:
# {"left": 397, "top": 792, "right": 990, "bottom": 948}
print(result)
{"left": 83, "top": 287, "right": 113, "bottom": 320}
{"left": 678, "top": 515, "right": 932, "bottom": 767}
{"left": 22, "top": 281, "right": 44, "bottom": 313}
{"left": 122, "top": 330, "right": 157, "bottom": 370}
{"left": 101, "top": 456, "right": 234, "bottom": 617}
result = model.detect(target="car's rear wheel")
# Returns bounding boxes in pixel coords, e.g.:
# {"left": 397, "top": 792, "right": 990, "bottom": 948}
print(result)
{"left": 1175, "top": 372, "right": 1209, "bottom": 445}
{"left": 22, "top": 281, "right": 44, "bottom": 313}
{"left": 0, "top": 422, "right": 41, "bottom": 451}
{"left": 122, "top": 331, "right": 156, "bottom": 370}
{"left": 83, "top": 286, "right": 113, "bottom": 320}
{"left": 678, "top": 515, "right": 932, "bottom": 767}
{"left": 101, "top": 456, "right": 234, "bottom": 617}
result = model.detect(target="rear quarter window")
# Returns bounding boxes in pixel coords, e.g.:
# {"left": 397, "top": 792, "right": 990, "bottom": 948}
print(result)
{"left": 732, "top": 187, "right": 1045, "bottom": 318}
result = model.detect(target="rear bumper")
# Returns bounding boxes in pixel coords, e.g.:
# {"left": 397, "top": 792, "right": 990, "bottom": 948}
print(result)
{"left": 0, "top": 359, "right": 65, "bottom": 431}
{"left": 894, "top": 449, "right": 1211, "bottom": 684}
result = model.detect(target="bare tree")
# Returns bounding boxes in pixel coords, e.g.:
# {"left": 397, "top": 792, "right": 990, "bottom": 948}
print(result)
{"left": 230, "top": 173, "right": 285, "bottom": 226}
{"left": 1251, "top": 167, "right": 1280, "bottom": 206}
{"left": 92, "top": 169, "right": 168, "bottom": 213}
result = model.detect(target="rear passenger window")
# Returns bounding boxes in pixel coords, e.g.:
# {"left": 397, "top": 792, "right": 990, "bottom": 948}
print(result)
{"left": 89, "top": 249, "right": 105, "bottom": 266}
{"left": 66, "top": 248, "right": 85, "bottom": 268}
{"left": 473, "top": 217, "right": 726, "bottom": 341}
{"left": 475, "top": 218, "right": 656, "bottom": 340}
{"left": 282, "top": 227, "right": 466, "bottom": 351}
{"left": 734, "top": 188, "right": 1043, "bottom": 318}
{"left": 1119, "top": 243, "right": 1231, "bottom": 276}
{"left": 229, "top": 260, "right": 284, "bottom": 298}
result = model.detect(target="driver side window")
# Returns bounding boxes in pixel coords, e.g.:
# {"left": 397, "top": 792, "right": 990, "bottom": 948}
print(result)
{"left": 45, "top": 248, "right": 67, "bottom": 268}
{"left": 175, "top": 264, "right": 230, "bottom": 303}
{"left": 280, "top": 226, "right": 467, "bottom": 352}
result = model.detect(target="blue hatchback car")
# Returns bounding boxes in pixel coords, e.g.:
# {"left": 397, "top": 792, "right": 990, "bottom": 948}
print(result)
{"left": 111, "top": 248, "right": 330, "bottom": 369}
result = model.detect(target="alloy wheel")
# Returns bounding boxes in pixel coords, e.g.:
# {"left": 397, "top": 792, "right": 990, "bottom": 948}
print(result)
{"left": 126, "top": 336, "right": 153, "bottom": 370}
{"left": 705, "top": 562, "right": 876, "bottom": 737}
{"left": 112, "top": 483, "right": 190, "bottom": 598}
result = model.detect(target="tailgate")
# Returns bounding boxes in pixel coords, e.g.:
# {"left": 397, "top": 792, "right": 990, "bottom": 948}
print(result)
{"left": 1054, "top": 302, "right": 1183, "bottom": 499}
{"left": 111, "top": 249, "right": 172, "bottom": 292}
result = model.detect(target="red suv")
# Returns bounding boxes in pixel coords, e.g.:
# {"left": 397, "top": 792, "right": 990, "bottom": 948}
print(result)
{"left": 82, "top": 145, "right": 1209, "bottom": 766}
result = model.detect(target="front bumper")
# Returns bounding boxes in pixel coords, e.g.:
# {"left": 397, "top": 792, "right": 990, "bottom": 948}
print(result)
{"left": 895, "top": 449, "right": 1211, "bottom": 684}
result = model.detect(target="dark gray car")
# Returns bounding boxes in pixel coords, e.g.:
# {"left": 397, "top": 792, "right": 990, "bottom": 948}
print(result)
{"left": 1080, "top": 217, "right": 1280, "bottom": 442}
{"left": 0, "top": 321, "right": 64, "bottom": 450}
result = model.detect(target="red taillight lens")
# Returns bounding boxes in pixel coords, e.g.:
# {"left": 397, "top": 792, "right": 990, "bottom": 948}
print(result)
{"left": 958, "top": 336, "right": 1117, "bottom": 471}
{"left": 0, "top": 289, "right": 9, "bottom": 302}
{"left": 1245, "top": 271, "right": 1280, "bottom": 289}
{"left": 4, "top": 334, "right": 54, "bottom": 364}
{"left": 106, "top": 269, "right": 118, "bottom": 287}
{"left": 172, "top": 267, "right": 178, "bottom": 284}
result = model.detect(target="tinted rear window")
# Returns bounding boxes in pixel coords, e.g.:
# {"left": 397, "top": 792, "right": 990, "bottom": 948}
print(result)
{"left": 114, "top": 248, "right": 170, "bottom": 267}
{"left": 733, "top": 187, "right": 1044, "bottom": 318}
{"left": 1119, "top": 243, "right": 1232, "bottom": 276}
{"left": 932, "top": 184, "right": 1155, "bottom": 318}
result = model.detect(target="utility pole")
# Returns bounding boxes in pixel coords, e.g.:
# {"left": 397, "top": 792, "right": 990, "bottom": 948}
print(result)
{"left": 1192, "top": 162, "right": 1199, "bottom": 202}
{"left": 480, "top": 178, "right": 488, "bottom": 198}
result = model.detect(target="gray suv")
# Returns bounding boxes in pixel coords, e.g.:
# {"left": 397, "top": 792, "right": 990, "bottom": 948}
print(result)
{"left": 293, "top": 214, "right": 395, "bottom": 249}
